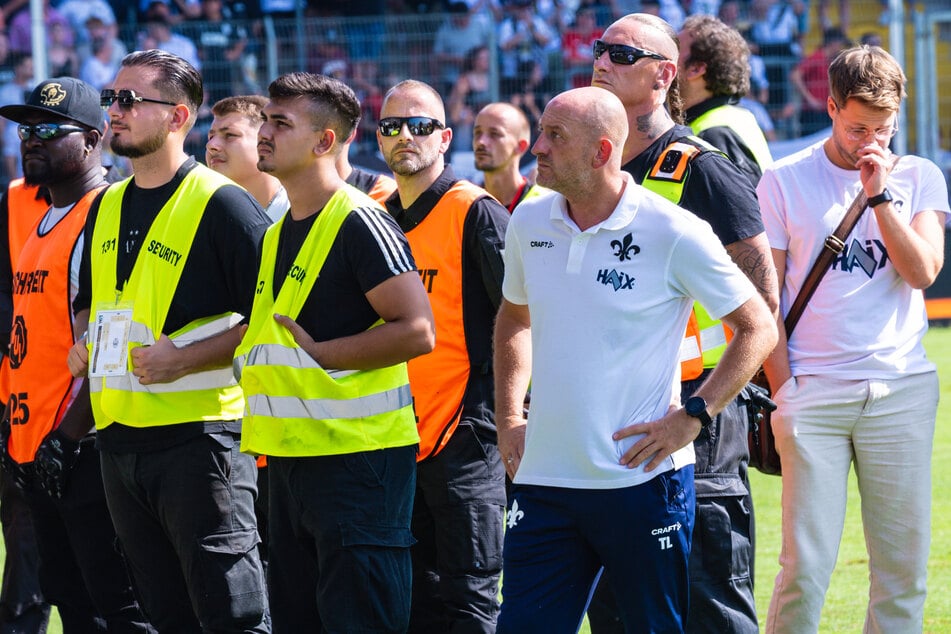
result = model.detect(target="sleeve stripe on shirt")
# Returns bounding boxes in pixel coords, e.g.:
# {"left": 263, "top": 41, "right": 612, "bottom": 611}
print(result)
{"left": 354, "top": 206, "right": 414, "bottom": 275}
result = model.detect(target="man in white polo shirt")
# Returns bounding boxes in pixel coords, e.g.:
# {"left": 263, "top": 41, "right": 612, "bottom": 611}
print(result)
{"left": 493, "top": 86, "right": 776, "bottom": 632}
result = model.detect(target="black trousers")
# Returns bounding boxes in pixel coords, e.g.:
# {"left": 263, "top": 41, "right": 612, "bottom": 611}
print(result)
{"left": 26, "top": 439, "right": 152, "bottom": 633}
{"left": 409, "top": 423, "right": 506, "bottom": 634}
{"left": 100, "top": 432, "right": 267, "bottom": 634}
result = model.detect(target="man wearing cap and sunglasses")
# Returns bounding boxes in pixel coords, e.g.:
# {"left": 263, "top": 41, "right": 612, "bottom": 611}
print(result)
{"left": 0, "top": 76, "right": 151, "bottom": 632}
{"left": 378, "top": 79, "right": 509, "bottom": 633}
{"left": 66, "top": 49, "right": 271, "bottom": 633}
{"left": 587, "top": 13, "right": 779, "bottom": 634}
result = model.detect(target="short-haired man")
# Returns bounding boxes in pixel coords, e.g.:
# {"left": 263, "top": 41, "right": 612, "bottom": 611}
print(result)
{"left": 760, "top": 45, "right": 948, "bottom": 633}
{"left": 207, "top": 94, "right": 289, "bottom": 222}
{"left": 589, "top": 13, "right": 780, "bottom": 633}
{"left": 378, "top": 79, "right": 510, "bottom": 633}
{"left": 66, "top": 49, "right": 271, "bottom": 633}
{"left": 0, "top": 77, "right": 150, "bottom": 632}
{"left": 678, "top": 14, "right": 773, "bottom": 186}
{"left": 494, "top": 85, "right": 776, "bottom": 632}
{"left": 473, "top": 102, "right": 540, "bottom": 212}
{"left": 236, "top": 71, "right": 435, "bottom": 633}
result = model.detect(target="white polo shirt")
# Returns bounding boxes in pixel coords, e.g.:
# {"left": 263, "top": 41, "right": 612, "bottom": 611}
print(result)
{"left": 503, "top": 172, "right": 756, "bottom": 489}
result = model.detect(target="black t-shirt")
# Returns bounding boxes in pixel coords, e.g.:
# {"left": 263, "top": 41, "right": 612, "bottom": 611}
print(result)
{"left": 384, "top": 166, "right": 509, "bottom": 434}
{"left": 270, "top": 204, "right": 416, "bottom": 342}
{"left": 345, "top": 167, "right": 383, "bottom": 197}
{"left": 622, "top": 124, "right": 764, "bottom": 247}
{"left": 73, "top": 158, "right": 271, "bottom": 452}
{"left": 685, "top": 96, "right": 764, "bottom": 188}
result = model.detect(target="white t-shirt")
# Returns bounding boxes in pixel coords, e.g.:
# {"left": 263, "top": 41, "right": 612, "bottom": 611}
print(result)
{"left": 503, "top": 172, "right": 756, "bottom": 489}
{"left": 758, "top": 141, "right": 950, "bottom": 379}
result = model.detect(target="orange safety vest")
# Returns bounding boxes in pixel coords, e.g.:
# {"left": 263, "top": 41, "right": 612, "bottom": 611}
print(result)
{"left": 404, "top": 181, "right": 486, "bottom": 461}
{"left": 368, "top": 173, "right": 397, "bottom": 205}
{"left": 7, "top": 187, "right": 101, "bottom": 464}
{"left": 1, "top": 180, "right": 51, "bottom": 404}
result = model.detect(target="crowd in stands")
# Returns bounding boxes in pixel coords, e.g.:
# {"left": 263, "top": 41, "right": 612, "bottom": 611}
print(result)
{"left": 0, "top": 0, "right": 888, "bottom": 186}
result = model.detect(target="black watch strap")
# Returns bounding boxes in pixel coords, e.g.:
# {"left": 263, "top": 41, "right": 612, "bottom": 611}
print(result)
{"left": 867, "top": 188, "right": 893, "bottom": 208}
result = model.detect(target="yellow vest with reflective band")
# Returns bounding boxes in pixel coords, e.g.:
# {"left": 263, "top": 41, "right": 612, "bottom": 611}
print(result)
{"left": 641, "top": 138, "right": 732, "bottom": 379}
{"left": 690, "top": 104, "right": 773, "bottom": 173}
{"left": 88, "top": 166, "right": 244, "bottom": 429}
{"left": 234, "top": 185, "right": 418, "bottom": 458}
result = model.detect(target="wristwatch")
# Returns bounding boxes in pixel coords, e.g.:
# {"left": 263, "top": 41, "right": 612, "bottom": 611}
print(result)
{"left": 684, "top": 396, "right": 713, "bottom": 428}
{"left": 867, "top": 188, "right": 893, "bottom": 208}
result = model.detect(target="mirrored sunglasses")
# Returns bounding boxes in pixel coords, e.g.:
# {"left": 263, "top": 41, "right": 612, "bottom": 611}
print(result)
{"left": 17, "top": 123, "right": 87, "bottom": 141}
{"left": 378, "top": 116, "right": 445, "bottom": 137}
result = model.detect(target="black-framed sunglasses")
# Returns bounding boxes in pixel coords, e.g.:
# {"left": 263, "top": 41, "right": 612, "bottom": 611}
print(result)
{"left": 378, "top": 116, "right": 445, "bottom": 138}
{"left": 100, "top": 89, "right": 178, "bottom": 111}
{"left": 16, "top": 122, "right": 88, "bottom": 141}
{"left": 593, "top": 39, "right": 668, "bottom": 65}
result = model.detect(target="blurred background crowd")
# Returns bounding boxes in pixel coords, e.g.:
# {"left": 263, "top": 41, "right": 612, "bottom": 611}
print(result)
{"left": 0, "top": 0, "right": 934, "bottom": 186}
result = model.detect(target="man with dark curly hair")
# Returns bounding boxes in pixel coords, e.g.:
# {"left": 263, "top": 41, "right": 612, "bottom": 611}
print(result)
{"left": 678, "top": 13, "right": 773, "bottom": 186}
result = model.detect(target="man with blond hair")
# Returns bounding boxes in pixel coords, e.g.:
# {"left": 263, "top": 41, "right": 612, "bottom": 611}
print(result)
{"left": 207, "top": 94, "right": 289, "bottom": 222}
{"left": 760, "top": 45, "right": 948, "bottom": 633}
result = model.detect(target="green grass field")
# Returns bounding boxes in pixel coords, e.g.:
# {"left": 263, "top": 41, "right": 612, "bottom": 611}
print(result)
{"left": 7, "top": 327, "right": 951, "bottom": 633}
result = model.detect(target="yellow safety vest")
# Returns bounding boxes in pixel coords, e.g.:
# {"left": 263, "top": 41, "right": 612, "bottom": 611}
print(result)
{"left": 234, "top": 185, "right": 418, "bottom": 457}
{"left": 690, "top": 104, "right": 773, "bottom": 173}
{"left": 641, "top": 138, "right": 732, "bottom": 379}
{"left": 88, "top": 166, "right": 244, "bottom": 428}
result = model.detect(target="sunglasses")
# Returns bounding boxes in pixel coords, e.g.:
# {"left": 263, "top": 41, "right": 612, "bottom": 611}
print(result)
{"left": 593, "top": 39, "right": 668, "bottom": 65}
{"left": 17, "top": 122, "right": 87, "bottom": 141}
{"left": 378, "top": 116, "right": 445, "bottom": 137}
{"left": 100, "top": 89, "right": 178, "bottom": 111}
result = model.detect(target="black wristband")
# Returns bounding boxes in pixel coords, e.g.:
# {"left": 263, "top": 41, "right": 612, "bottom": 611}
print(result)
{"left": 867, "top": 189, "right": 893, "bottom": 208}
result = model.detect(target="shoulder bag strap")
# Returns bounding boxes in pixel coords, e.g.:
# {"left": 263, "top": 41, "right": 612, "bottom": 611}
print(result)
{"left": 784, "top": 154, "right": 901, "bottom": 336}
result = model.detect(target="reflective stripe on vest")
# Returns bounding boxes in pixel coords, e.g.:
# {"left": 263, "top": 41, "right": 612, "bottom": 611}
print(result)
{"left": 690, "top": 104, "right": 773, "bottom": 173}
{"left": 234, "top": 185, "right": 417, "bottom": 458}
{"left": 7, "top": 187, "right": 101, "bottom": 464}
{"left": 88, "top": 165, "right": 244, "bottom": 428}
{"left": 1, "top": 180, "right": 50, "bottom": 402}
{"left": 641, "top": 139, "right": 732, "bottom": 379}
{"left": 404, "top": 180, "right": 486, "bottom": 461}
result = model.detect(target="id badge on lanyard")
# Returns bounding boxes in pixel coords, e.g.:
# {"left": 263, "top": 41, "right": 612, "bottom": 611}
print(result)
{"left": 88, "top": 302, "right": 134, "bottom": 378}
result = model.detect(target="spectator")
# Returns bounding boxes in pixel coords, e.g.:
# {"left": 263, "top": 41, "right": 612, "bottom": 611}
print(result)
{"left": 641, "top": 0, "right": 686, "bottom": 30}
{"left": 8, "top": 0, "right": 73, "bottom": 56}
{"left": 139, "top": 14, "right": 201, "bottom": 71}
{"left": 789, "top": 26, "right": 849, "bottom": 136}
{"left": 562, "top": 7, "right": 603, "bottom": 88}
{"left": 188, "top": 0, "right": 248, "bottom": 104}
{"left": 432, "top": 1, "right": 493, "bottom": 95}
{"left": 498, "top": 0, "right": 557, "bottom": 100}
{"left": 138, "top": 0, "right": 200, "bottom": 23}
{"left": 47, "top": 22, "right": 79, "bottom": 78}
{"left": 748, "top": 0, "right": 804, "bottom": 118}
{"left": 0, "top": 53, "right": 33, "bottom": 181}
{"left": 79, "top": 14, "right": 128, "bottom": 90}
{"left": 447, "top": 46, "right": 493, "bottom": 151}
{"left": 56, "top": 0, "right": 117, "bottom": 47}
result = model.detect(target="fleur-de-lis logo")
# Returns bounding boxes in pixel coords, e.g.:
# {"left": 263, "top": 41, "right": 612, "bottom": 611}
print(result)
{"left": 507, "top": 499, "right": 525, "bottom": 529}
{"left": 611, "top": 232, "right": 640, "bottom": 261}
{"left": 39, "top": 83, "right": 67, "bottom": 107}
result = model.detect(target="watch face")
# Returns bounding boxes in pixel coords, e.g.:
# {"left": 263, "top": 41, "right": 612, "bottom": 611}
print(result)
{"left": 686, "top": 396, "right": 705, "bottom": 416}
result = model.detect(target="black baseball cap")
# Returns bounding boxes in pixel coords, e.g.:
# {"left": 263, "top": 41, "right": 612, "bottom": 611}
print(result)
{"left": 0, "top": 77, "right": 105, "bottom": 132}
